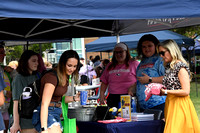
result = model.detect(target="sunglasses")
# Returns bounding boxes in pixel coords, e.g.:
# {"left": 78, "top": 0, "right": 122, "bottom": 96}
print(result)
{"left": 159, "top": 50, "right": 168, "bottom": 56}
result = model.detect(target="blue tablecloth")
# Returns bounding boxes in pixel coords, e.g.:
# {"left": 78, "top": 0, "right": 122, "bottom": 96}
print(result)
{"left": 77, "top": 120, "right": 165, "bottom": 133}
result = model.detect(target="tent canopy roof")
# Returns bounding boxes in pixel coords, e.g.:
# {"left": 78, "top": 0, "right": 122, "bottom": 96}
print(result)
{"left": 0, "top": 1, "right": 200, "bottom": 41}
{"left": 1, "top": 0, "right": 200, "bottom": 19}
{"left": 86, "top": 30, "right": 194, "bottom": 52}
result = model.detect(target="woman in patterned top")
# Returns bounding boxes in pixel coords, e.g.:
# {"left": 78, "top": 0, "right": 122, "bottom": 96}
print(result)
{"left": 158, "top": 39, "right": 200, "bottom": 133}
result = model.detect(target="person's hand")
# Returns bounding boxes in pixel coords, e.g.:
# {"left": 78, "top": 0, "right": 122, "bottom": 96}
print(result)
{"left": 99, "top": 93, "right": 106, "bottom": 105}
{"left": 128, "top": 90, "right": 134, "bottom": 97}
{"left": 160, "top": 88, "right": 165, "bottom": 96}
{"left": 4, "top": 66, "right": 14, "bottom": 73}
{"left": 10, "top": 123, "right": 21, "bottom": 133}
{"left": 137, "top": 73, "right": 150, "bottom": 84}
{"left": 74, "top": 92, "right": 80, "bottom": 101}
{"left": 128, "top": 86, "right": 135, "bottom": 97}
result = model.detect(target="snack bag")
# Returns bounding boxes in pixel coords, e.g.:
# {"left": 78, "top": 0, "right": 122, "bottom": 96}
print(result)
{"left": 145, "top": 83, "right": 166, "bottom": 101}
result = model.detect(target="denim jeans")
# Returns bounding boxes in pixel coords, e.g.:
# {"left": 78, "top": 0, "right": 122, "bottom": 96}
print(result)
{"left": 0, "top": 111, "right": 5, "bottom": 131}
{"left": 32, "top": 105, "right": 62, "bottom": 132}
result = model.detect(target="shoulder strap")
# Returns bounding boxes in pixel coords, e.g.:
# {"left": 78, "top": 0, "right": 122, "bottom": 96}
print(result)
{"left": 71, "top": 75, "right": 75, "bottom": 95}
{"left": 36, "top": 72, "right": 40, "bottom": 79}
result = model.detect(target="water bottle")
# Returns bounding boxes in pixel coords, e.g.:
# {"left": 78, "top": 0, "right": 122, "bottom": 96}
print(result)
{"left": 131, "top": 97, "right": 137, "bottom": 112}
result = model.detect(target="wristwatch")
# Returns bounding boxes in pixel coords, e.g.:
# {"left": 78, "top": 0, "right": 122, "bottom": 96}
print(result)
{"left": 164, "top": 90, "right": 168, "bottom": 95}
{"left": 41, "top": 127, "right": 47, "bottom": 131}
{"left": 149, "top": 77, "right": 152, "bottom": 83}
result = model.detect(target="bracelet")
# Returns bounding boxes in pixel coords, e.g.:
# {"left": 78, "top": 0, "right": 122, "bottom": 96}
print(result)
{"left": 41, "top": 127, "right": 47, "bottom": 131}
{"left": 73, "top": 96, "right": 76, "bottom": 102}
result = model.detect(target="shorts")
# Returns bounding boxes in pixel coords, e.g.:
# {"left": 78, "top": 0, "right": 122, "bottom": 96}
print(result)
{"left": 32, "top": 105, "right": 62, "bottom": 132}
{"left": 0, "top": 112, "right": 5, "bottom": 131}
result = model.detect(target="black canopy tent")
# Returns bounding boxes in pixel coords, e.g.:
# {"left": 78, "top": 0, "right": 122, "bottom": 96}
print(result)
{"left": 0, "top": 18, "right": 200, "bottom": 43}
{"left": 0, "top": 1, "right": 200, "bottom": 42}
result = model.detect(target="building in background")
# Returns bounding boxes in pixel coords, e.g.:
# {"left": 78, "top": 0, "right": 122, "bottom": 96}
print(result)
{"left": 46, "top": 38, "right": 85, "bottom": 64}
{"left": 44, "top": 37, "right": 138, "bottom": 65}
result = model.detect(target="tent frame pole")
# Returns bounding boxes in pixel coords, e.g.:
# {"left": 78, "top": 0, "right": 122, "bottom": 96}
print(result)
{"left": 194, "top": 48, "right": 198, "bottom": 97}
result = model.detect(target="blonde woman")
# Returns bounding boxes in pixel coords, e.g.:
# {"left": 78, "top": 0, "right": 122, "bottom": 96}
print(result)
{"left": 158, "top": 39, "right": 200, "bottom": 133}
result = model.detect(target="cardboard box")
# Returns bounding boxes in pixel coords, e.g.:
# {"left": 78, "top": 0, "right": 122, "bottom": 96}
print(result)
{"left": 120, "top": 95, "right": 131, "bottom": 122}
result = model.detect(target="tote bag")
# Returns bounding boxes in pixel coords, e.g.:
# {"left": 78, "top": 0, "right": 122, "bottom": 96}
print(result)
{"left": 61, "top": 96, "right": 77, "bottom": 133}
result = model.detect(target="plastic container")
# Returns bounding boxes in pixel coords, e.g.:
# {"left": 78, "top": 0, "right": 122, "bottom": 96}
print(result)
{"left": 131, "top": 97, "right": 137, "bottom": 112}
{"left": 80, "top": 91, "right": 88, "bottom": 105}
{"left": 68, "top": 107, "right": 96, "bottom": 121}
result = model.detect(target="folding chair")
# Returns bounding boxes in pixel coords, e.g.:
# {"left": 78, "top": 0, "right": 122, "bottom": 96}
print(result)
{"left": 144, "top": 109, "right": 162, "bottom": 120}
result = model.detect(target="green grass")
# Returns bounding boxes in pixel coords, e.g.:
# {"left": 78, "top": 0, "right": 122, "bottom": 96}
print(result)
{"left": 190, "top": 82, "right": 200, "bottom": 120}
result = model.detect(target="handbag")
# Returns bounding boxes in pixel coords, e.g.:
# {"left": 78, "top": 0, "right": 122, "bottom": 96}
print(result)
{"left": 61, "top": 96, "right": 77, "bottom": 133}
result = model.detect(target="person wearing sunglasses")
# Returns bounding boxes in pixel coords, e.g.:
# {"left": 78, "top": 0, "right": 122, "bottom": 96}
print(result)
{"left": 100, "top": 42, "right": 139, "bottom": 108}
{"left": 136, "top": 34, "right": 166, "bottom": 119}
{"left": 158, "top": 39, "right": 200, "bottom": 133}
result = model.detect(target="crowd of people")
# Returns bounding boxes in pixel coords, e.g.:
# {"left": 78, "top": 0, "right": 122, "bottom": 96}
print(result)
{"left": 0, "top": 35, "right": 200, "bottom": 133}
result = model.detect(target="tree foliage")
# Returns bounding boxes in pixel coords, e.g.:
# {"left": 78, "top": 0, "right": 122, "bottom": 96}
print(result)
{"left": 171, "top": 25, "right": 200, "bottom": 71}
{"left": 5, "top": 45, "right": 23, "bottom": 63}
{"left": 28, "top": 43, "right": 52, "bottom": 55}
{"left": 5, "top": 43, "right": 52, "bottom": 64}
{"left": 171, "top": 25, "right": 200, "bottom": 39}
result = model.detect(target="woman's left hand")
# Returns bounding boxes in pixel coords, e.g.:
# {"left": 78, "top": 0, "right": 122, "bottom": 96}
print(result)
{"left": 160, "top": 88, "right": 165, "bottom": 96}
{"left": 74, "top": 93, "right": 80, "bottom": 101}
{"left": 137, "top": 73, "right": 150, "bottom": 84}
{"left": 128, "top": 89, "right": 133, "bottom": 97}
{"left": 128, "top": 84, "right": 136, "bottom": 97}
